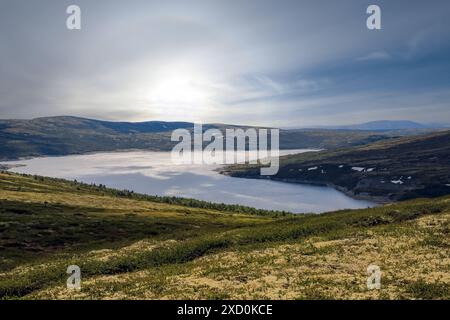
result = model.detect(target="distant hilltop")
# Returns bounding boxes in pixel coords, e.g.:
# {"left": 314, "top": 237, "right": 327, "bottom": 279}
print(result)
{"left": 288, "top": 120, "right": 450, "bottom": 131}
{"left": 0, "top": 116, "right": 444, "bottom": 161}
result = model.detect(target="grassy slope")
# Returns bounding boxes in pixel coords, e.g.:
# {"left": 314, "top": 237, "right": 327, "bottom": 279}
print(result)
{"left": 223, "top": 130, "right": 450, "bottom": 202}
{"left": 0, "top": 172, "right": 449, "bottom": 299}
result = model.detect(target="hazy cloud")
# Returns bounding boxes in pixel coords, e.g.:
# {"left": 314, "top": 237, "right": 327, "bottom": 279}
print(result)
{"left": 0, "top": 0, "right": 449, "bottom": 126}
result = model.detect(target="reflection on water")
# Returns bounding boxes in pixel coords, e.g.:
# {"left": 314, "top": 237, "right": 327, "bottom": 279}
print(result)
{"left": 2, "top": 150, "right": 375, "bottom": 213}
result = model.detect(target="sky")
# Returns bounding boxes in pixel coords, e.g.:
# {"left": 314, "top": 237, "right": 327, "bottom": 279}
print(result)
{"left": 0, "top": 0, "right": 449, "bottom": 127}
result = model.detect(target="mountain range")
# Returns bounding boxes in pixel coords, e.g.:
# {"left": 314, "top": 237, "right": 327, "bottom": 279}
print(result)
{"left": 0, "top": 116, "right": 409, "bottom": 161}
{"left": 289, "top": 120, "right": 449, "bottom": 131}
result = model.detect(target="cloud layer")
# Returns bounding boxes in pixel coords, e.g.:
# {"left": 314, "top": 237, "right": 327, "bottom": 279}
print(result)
{"left": 0, "top": 0, "right": 449, "bottom": 126}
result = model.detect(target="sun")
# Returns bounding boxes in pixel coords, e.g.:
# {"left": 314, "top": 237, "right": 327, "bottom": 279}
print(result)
{"left": 149, "top": 74, "right": 209, "bottom": 105}
{"left": 144, "top": 65, "right": 216, "bottom": 121}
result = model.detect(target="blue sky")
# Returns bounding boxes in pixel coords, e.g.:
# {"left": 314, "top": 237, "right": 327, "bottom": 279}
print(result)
{"left": 0, "top": 0, "right": 449, "bottom": 126}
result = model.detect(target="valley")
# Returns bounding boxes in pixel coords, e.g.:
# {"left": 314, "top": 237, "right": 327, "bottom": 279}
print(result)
{"left": 0, "top": 171, "right": 448, "bottom": 299}
{"left": 0, "top": 117, "right": 449, "bottom": 300}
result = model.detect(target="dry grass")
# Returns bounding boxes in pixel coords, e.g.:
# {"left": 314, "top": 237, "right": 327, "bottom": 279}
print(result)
{"left": 1, "top": 172, "right": 448, "bottom": 300}
{"left": 25, "top": 213, "right": 449, "bottom": 300}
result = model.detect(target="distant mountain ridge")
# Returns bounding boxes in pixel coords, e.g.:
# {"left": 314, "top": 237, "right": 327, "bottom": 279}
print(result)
{"left": 334, "top": 120, "right": 430, "bottom": 130}
{"left": 0, "top": 116, "right": 400, "bottom": 161}
{"left": 0, "top": 116, "right": 195, "bottom": 133}
{"left": 289, "top": 120, "right": 449, "bottom": 131}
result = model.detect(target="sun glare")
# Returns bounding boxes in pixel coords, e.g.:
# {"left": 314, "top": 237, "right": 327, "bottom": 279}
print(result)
{"left": 144, "top": 65, "right": 218, "bottom": 121}
{"left": 149, "top": 74, "right": 209, "bottom": 105}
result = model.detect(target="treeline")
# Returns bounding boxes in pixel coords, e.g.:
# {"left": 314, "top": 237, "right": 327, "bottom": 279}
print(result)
{"left": 5, "top": 171, "right": 292, "bottom": 217}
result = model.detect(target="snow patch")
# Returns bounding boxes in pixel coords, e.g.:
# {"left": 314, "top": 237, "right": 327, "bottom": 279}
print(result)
{"left": 351, "top": 167, "right": 365, "bottom": 172}
{"left": 391, "top": 180, "right": 404, "bottom": 185}
{"left": 308, "top": 166, "right": 318, "bottom": 171}
{"left": 366, "top": 168, "right": 375, "bottom": 172}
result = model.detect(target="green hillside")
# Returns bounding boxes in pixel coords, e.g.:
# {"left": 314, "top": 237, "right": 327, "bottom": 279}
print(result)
{"left": 0, "top": 172, "right": 448, "bottom": 299}
{"left": 223, "top": 130, "right": 450, "bottom": 202}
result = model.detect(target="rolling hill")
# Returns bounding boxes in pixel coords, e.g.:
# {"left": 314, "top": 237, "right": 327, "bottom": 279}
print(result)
{"left": 294, "top": 120, "right": 449, "bottom": 131}
{"left": 0, "top": 116, "right": 400, "bottom": 161}
{"left": 222, "top": 130, "right": 450, "bottom": 202}
{"left": 0, "top": 171, "right": 448, "bottom": 299}
{"left": 329, "top": 120, "right": 430, "bottom": 130}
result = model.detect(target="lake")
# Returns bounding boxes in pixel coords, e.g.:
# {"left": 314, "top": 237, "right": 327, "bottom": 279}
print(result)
{"left": 2, "top": 150, "right": 375, "bottom": 213}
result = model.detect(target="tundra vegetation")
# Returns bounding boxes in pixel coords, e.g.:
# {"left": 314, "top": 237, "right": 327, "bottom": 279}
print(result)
{"left": 0, "top": 171, "right": 448, "bottom": 300}
{"left": 223, "top": 131, "right": 450, "bottom": 202}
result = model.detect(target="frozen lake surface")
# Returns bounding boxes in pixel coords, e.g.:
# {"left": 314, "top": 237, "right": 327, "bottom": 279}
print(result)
{"left": 3, "top": 150, "right": 375, "bottom": 213}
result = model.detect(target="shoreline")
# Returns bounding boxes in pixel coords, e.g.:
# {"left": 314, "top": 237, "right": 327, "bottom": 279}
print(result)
{"left": 1, "top": 151, "right": 386, "bottom": 206}
{"left": 219, "top": 170, "right": 390, "bottom": 205}
{"left": 0, "top": 163, "right": 26, "bottom": 171}
{"left": 0, "top": 149, "right": 376, "bottom": 214}
{"left": 0, "top": 147, "right": 320, "bottom": 162}
{"left": 0, "top": 148, "right": 168, "bottom": 163}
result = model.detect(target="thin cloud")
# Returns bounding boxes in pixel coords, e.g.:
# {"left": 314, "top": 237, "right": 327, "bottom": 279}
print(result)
{"left": 357, "top": 51, "right": 392, "bottom": 61}
{"left": 0, "top": 0, "right": 449, "bottom": 126}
